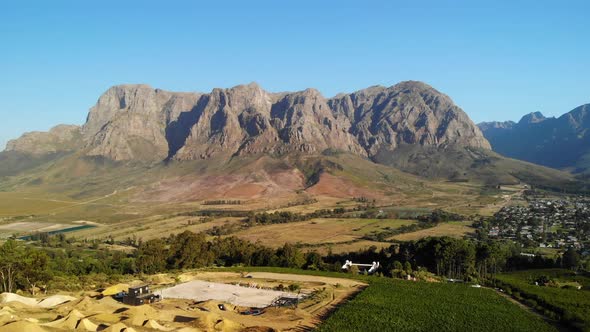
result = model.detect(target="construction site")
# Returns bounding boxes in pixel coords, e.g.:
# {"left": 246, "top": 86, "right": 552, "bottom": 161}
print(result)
{"left": 0, "top": 271, "right": 365, "bottom": 332}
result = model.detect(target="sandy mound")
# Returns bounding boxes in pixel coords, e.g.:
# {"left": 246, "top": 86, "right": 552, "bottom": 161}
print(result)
{"left": 77, "top": 318, "right": 99, "bottom": 331}
{"left": 0, "top": 293, "right": 38, "bottom": 307}
{"left": 241, "top": 327, "right": 277, "bottom": 332}
{"left": 101, "top": 284, "right": 129, "bottom": 296}
{"left": 175, "top": 328, "right": 202, "bottom": 332}
{"left": 198, "top": 301, "right": 236, "bottom": 313}
{"left": 143, "top": 319, "right": 173, "bottom": 331}
{"left": 38, "top": 295, "right": 76, "bottom": 308}
{"left": 43, "top": 309, "right": 85, "bottom": 330}
{"left": 0, "top": 311, "right": 16, "bottom": 325}
{"left": 70, "top": 297, "right": 97, "bottom": 312}
{"left": 121, "top": 305, "right": 162, "bottom": 326}
{"left": 0, "top": 320, "right": 48, "bottom": 332}
{"left": 147, "top": 274, "right": 175, "bottom": 285}
{"left": 102, "top": 322, "right": 135, "bottom": 332}
{"left": 0, "top": 293, "right": 76, "bottom": 309}
{"left": 89, "top": 313, "right": 120, "bottom": 324}
{"left": 199, "top": 312, "right": 242, "bottom": 332}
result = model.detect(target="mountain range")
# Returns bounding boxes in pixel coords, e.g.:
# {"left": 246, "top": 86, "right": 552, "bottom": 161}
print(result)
{"left": 479, "top": 104, "right": 590, "bottom": 174}
{"left": 1, "top": 81, "right": 586, "bottom": 201}
{"left": 5, "top": 81, "right": 489, "bottom": 161}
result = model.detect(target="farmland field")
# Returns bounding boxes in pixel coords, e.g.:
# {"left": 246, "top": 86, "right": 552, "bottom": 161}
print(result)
{"left": 389, "top": 221, "right": 474, "bottom": 241}
{"left": 0, "top": 221, "right": 95, "bottom": 239}
{"left": 495, "top": 269, "right": 590, "bottom": 331}
{"left": 233, "top": 218, "right": 416, "bottom": 248}
{"left": 0, "top": 192, "right": 78, "bottom": 216}
{"left": 318, "top": 277, "right": 557, "bottom": 332}
{"left": 70, "top": 215, "right": 244, "bottom": 242}
{"left": 310, "top": 240, "right": 392, "bottom": 254}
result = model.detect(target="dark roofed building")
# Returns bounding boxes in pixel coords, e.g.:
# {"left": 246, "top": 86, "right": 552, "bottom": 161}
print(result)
{"left": 122, "top": 284, "right": 160, "bottom": 306}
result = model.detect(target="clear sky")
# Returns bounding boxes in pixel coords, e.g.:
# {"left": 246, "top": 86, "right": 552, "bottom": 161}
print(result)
{"left": 1, "top": 0, "right": 589, "bottom": 149}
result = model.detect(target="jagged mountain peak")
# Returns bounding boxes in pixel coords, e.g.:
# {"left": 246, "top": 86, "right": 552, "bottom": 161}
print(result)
{"left": 478, "top": 121, "right": 516, "bottom": 131}
{"left": 518, "top": 111, "right": 547, "bottom": 125}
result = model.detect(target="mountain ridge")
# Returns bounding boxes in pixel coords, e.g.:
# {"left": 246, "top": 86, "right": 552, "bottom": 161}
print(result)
{"left": 479, "top": 103, "right": 590, "bottom": 173}
{"left": 6, "top": 81, "right": 490, "bottom": 162}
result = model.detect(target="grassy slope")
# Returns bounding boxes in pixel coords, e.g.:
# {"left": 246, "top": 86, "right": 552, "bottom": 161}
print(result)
{"left": 0, "top": 151, "right": 508, "bottom": 218}
{"left": 375, "top": 145, "right": 589, "bottom": 193}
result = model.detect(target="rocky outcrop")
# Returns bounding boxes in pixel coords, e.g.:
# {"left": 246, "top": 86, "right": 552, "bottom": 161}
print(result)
{"left": 329, "top": 81, "right": 490, "bottom": 157}
{"left": 8, "top": 81, "right": 491, "bottom": 163}
{"left": 5, "top": 124, "right": 82, "bottom": 155}
{"left": 170, "top": 83, "right": 365, "bottom": 159}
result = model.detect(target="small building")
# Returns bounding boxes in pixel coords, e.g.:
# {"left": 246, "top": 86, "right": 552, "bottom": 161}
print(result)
{"left": 122, "top": 285, "right": 160, "bottom": 306}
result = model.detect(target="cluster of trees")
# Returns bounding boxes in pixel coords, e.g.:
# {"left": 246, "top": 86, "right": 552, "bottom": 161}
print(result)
{"left": 0, "top": 241, "right": 52, "bottom": 294}
{"left": 135, "top": 231, "right": 323, "bottom": 274}
{"left": 202, "top": 200, "right": 243, "bottom": 205}
{"left": 417, "top": 209, "right": 464, "bottom": 223}
{"left": 325, "top": 237, "right": 576, "bottom": 281}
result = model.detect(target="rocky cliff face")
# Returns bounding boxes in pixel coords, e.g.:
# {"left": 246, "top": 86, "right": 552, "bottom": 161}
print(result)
{"left": 8, "top": 81, "right": 490, "bottom": 163}
{"left": 82, "top": 84, "right": 201, "bottom": 161}
{"left": 169, "top": 83, "right": 365, "bottom": 160}
{"left": 329, "top": 81, "right": 490, "bottom": 157}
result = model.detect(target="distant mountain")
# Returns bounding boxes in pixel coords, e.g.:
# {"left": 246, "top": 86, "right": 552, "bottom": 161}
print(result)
{"left": 479, "top": 104, "right": 590, "bottom": 173}
{"left": 2, "top": 81, "right": 586, "bottom": 198}
{"left": 6, "top": 81, "right": 489, "bottom": 162}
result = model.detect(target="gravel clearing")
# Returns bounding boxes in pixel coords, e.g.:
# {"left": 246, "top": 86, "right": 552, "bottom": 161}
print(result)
{"left": 155, "top": 280, "right": 298, "bottom": 307}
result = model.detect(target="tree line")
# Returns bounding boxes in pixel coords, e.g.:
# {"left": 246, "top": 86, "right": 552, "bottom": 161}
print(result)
{"left": 3, "top": 225, "right": 586, "bottom": 296}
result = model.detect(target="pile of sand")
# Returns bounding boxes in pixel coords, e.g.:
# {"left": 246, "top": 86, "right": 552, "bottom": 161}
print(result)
{"left": 0, "top": 307, "right": 16, "bottom": 325}
{"left": 102, "top": 322, "right": 137, "bottom": 332}
{"left": 0, "top": 293, "right": 75, "bottom": 309}
{"left": 101, "top": 284, "right": 129, "bottom": 297}
{"left": 201, "top": 313, "right": 242, "bottom": 332}
{"left": 143, "top": 319, "right": 173, "bottom": 331}
{"left": 37, "top": 295, "right": 76, "bottom": 308}
{"left": 42, "top": 309, "right": 85, "bottom": 330}
{"left": 121, "top": 305, "right": 163, "bottom": 326}
{"left": 198, "top": 300, "right": 237, "bottom": 313}
{"left": 147, "top": 274, "right": 175, "bottom": 285}
{"left": 77, "top": 318, "right": 99, "bottom": 331}
{"left": 0, "top": 320, "right": 48, "bottom": 332}
{"left": 0, "top": 293, "right": 38, "bottom": 307}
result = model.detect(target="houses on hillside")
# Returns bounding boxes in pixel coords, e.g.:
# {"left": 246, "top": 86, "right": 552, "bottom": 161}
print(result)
{"left": 483, "top": 196, "right": 590, "bottom": 250}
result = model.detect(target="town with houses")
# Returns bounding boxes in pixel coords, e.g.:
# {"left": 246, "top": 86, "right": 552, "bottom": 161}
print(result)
{"left": 484, "top": 194, "right": 590, "bottom": 251}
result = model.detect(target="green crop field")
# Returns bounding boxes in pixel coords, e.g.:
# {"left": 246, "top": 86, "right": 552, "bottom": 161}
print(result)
{"left": 317, "top": 278, "right": 557, "bottom": 332}
{"left": 495, "top": 269, "right": 590, "bottom": 331}
{"left": 212, "top": 267, "right": 557, "bottom": 332}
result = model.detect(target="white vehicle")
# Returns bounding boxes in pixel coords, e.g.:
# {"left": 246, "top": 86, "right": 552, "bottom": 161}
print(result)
{"left": 341, "top": 260, "right": 380, "bottom": 274}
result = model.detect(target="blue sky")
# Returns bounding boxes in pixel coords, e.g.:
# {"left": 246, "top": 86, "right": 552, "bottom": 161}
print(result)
{"left": 1, "top": 0, "right": 589, "bottom": 149}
